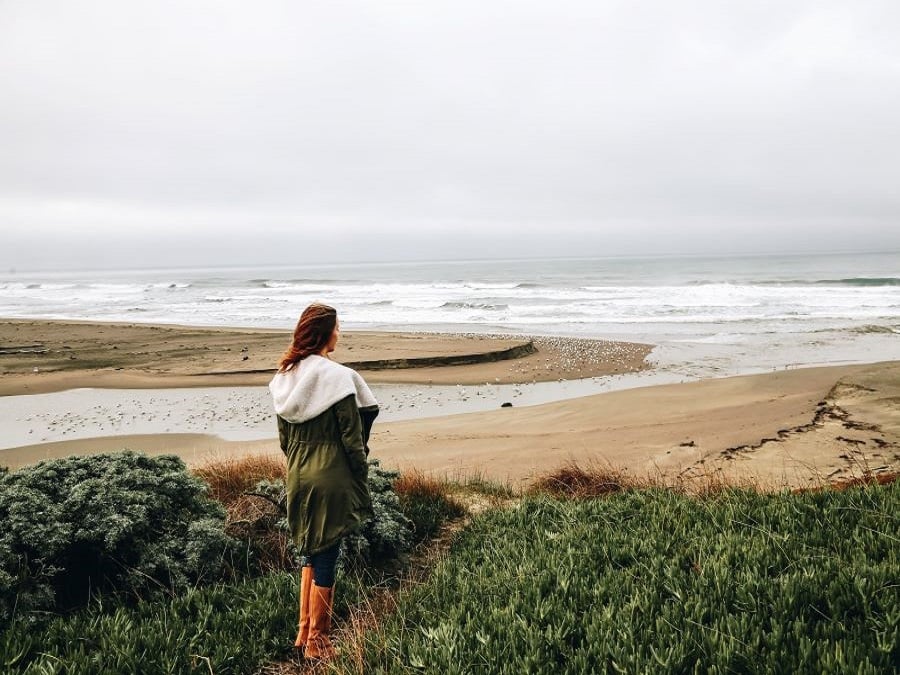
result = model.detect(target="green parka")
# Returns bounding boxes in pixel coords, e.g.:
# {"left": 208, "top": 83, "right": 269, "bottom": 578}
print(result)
{"left": 276, "top": 396, "right": 379, "bottom": 555}
{"left": 270, "top": 354, "right": 380, "bottom": 556}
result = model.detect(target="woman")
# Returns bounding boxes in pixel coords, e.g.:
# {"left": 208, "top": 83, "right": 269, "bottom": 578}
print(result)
{"left": 269, "top": 303, "right": 379, "bottom": 660}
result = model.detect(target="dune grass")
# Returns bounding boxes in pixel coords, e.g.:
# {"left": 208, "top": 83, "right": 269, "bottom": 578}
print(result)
{"left": 193, "top": 452, "right": 286, "bottom": 505}
{"left": 528, "top": 461, "right": 647, "bottom": 498}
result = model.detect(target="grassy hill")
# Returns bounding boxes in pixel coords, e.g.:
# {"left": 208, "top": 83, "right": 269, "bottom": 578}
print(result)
{"left": 0, "top": 455, "right": 895, "bottom": 674}
{"left": 352, "top": 483, "right": 897, "bottom": 674}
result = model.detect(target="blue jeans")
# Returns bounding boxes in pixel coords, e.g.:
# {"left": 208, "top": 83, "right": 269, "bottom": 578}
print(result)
{"left": 306, "top": 541, "right": 340, "bottom": 588}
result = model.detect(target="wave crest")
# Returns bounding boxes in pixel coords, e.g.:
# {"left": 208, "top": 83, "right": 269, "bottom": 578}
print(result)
{"left": 441, "top": 301, "right": 509, "bottom": 311}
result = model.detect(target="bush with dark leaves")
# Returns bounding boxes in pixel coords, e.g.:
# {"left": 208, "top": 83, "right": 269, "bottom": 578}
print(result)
{"left": 0, "top": 452, "right": 237, "bottom": 624}
{"left": 341, "top": 461, "right": 414, "bottom": 576}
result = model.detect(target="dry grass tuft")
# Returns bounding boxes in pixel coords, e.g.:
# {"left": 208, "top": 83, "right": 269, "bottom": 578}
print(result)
{"left": 393, "top": 470, "right": 463, "bottom": 506}
{"left": 796, "top": 469, "right": 898, "bottom": 493}
{"left": 531, "top": 459, "right": 899, "bottom": 500}
{"left": 392, "top": 470, "right": 467, "bottom": 544}
{"left": 674, "top": 468, "right": 768, "bottom": 497}
{"left": 529, "top": 461, "right": 653, "bottom": 499}
{"left": 194, "top": 452, "right": 286, "bottom": 505}
{"left": 330, "top": 581, "right": 401, "bottom": 675}
{"left": 194, "top": 452, "right": 293, "bottom": 574}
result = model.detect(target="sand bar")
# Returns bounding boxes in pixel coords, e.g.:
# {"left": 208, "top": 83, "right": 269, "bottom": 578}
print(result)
{"left": 0, "top": 319, "right": 651, "bottom": 395}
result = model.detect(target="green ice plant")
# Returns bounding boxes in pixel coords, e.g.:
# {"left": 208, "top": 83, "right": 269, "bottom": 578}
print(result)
{"left": 353, "top": 482, "right": 899, "bottom": 674}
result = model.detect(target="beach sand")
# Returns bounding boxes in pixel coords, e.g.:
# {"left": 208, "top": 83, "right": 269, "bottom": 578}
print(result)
{"left": 368, "top": 361, "right": 900, "bottom": 489}
{"left": 0, "top": 319, "right": 651, "bottom": 395}
{"left": 3, "top": 333, "right": 897, "bottom": 489}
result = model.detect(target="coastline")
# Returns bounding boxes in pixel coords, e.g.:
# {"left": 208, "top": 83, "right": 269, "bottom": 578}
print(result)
{"left": 2, "top": 360, "right": 897, "bottom": 491}
{"left": 1, "top": 318, "right": 897, "bottom": 489}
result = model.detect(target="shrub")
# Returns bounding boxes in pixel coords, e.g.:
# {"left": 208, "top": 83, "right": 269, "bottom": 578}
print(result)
{"left": 0, "top": 452, "right": 237, "bottom": 624}
{"left": 342, "top": 462, "right": 414, "bottom": 576}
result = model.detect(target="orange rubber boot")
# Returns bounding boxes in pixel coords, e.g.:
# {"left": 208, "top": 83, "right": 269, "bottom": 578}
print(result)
{"left": 304, "top": 584, "right": 336, "bottom": 660}
{"left": 294, "top": 565, "right": 314, "bottom": 649}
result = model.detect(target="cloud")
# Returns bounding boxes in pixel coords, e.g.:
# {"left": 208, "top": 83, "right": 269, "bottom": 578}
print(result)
{"left": 1, "top": 0, "right": 899, "bottom": 268}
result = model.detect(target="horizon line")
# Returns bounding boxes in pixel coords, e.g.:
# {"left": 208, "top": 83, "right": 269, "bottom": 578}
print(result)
{"left": 5, "top": 247, "right": 898, "bottom": 276}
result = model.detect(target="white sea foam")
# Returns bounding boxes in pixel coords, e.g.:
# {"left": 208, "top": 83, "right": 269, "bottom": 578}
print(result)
{"left": 1, "top": 253, "right": 897, "bottom": 372}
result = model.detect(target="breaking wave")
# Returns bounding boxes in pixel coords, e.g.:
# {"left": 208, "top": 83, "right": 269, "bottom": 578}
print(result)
{"left": 441, "top": 301, "right": 510, "bottom": 311}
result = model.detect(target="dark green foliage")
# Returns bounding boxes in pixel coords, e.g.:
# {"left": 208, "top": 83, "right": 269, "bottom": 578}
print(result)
{"left": 355, "top": 483, "right": 899, "bottom": 674}
{"left": 0, "top": 455, "right": 425, "bottom": 673}
{"left": 0, "top": 452, "right": 237, "bottom": 623}
{"left": 0, "top": 572, "right": 306, "bottom": 674}
{"left": 342, "top": 461, "right": 414, "bottom": 575}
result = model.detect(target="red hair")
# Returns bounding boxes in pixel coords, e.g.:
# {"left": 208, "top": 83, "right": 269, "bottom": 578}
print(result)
{"left": 278, "top": 303, "right": 338, "bottom": 372}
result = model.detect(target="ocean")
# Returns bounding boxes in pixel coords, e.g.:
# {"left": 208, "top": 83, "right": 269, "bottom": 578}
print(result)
{"left": 2, "top": 251, "right": 898, "bottom": 376}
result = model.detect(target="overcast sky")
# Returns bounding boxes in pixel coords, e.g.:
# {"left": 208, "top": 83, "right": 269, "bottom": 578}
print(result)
{"left": 2, "top": 1, "right": 899, "bottom": 270}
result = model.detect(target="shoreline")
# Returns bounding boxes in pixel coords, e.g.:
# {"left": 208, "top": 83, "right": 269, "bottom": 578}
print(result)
{"left": 2, "top": 361, "right": 898, "bottom": 491}
{"left": 1, "top": 318, "right": 897, "bottom": 490}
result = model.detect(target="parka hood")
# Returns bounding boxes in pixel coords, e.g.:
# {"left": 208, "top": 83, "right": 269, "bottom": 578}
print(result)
{"left": 269, "top": 355, "right": 378, "bottom": 424}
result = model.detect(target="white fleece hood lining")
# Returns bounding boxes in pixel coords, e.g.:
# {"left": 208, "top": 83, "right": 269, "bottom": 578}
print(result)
{"left": 269, "top": 355, "right": 378, "bottom": 424}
